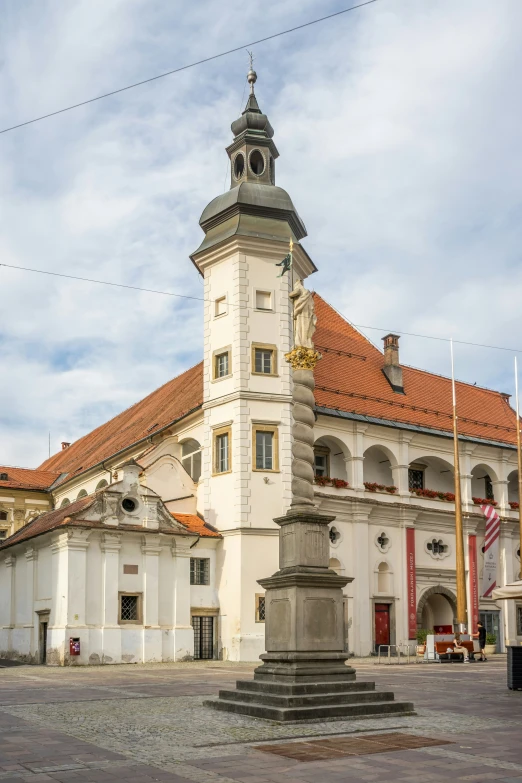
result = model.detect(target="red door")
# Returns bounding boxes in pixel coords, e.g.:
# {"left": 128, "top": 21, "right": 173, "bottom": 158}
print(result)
{"left": 375, "top": 603, "right": 390, "bottom": 649}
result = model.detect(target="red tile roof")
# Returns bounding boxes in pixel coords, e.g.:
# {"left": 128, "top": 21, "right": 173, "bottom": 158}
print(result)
{"left": 38, "top": 362, "right": 203, "bottom": 477}
{"left": 0, "top": 466, "right": 61, "bottom": 491}
{"left": 313, "top": 295, "right": 517, "bottom": 444}
{"left": 33, "top": 296, "right": 518, "bottom": 487}
{"left": 171, "top": 512, "right": 221, "bottom": 538}
{"left": 0, "top": 495, "right": 95, "bottom": 549}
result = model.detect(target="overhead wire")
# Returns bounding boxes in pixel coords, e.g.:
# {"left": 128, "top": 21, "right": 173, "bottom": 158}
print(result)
{"left": 1, "top": 260, "right": 521, "bottom": 355}
{"left": 0, "top": 0, "right": 382, "bottom": 135}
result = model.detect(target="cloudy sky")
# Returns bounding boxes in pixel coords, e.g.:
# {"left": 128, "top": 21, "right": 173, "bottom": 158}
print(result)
{"left": 1, "top": 0, "right": 521, "bottom": 468}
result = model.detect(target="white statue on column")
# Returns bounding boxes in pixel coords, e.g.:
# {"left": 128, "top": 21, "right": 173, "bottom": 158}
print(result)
{"left": 289, "top": 279, "right": 317, "bottom": 349}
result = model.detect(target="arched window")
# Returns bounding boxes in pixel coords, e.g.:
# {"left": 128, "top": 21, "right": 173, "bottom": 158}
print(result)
{"left": 76, "top": 490, "right": 88, "bottom": 500}
{"left": 60, "top": 498, "right": 70, "bottom": 508}
{"left": 96, "top": 479, "right": 108, "bottom": 491}
{"left": 181, "top": 439, "right": 202, "bottom": 482}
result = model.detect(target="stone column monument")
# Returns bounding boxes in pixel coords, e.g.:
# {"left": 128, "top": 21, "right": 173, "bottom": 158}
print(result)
{"left": 207, "top": 281, "right": 414, "bottom": 721}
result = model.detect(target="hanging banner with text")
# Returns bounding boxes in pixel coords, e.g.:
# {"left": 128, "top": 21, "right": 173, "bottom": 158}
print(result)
{"left": 468, "top": 534, "right": 479, "bottom": 634}
{"left": 406, "top": 527, "right": 417, "bottom": 639}
{"left": 481, "top": 504, "right": 500, "bottom": 598}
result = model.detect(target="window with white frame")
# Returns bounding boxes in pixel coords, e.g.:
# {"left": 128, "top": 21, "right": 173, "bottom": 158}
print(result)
{"left": 251, "top": 343, "right": 277, "bottom": 376}
{"left": 253, "top": 425, "right": 279, "bottom": 472}
{"left": 213, "top": 426, "right": 231, "bottom": 474}
{"left": 215, "top": 351, "right": 229, "bottom": 379}
{"left": 181, "top": 439, "right": 202, "bottom": 482}
{"left": 190, "top": 558, "right": 210, "bottom": 585}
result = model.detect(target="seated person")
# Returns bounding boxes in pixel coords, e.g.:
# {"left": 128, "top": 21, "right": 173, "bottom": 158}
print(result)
{"left": 452, "top": 634, "right": 470, "bottom": 662}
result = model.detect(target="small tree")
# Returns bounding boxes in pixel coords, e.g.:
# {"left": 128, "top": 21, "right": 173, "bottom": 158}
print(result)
{"left": 416, "top": 629, "right": 429, "bottom": 644}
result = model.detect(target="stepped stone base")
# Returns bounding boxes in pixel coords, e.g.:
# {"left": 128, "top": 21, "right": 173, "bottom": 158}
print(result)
{"left": 204, "top": 667, "right": 415, "bottom": 723}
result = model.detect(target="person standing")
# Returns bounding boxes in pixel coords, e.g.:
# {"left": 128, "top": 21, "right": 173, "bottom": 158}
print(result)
{"left": 473, "top": 621, "right": 487, "bottom": 661}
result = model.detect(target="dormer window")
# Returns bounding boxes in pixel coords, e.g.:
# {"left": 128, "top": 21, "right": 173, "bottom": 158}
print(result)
{"left": 0, "top": 473, "right": 8, "bottom": 481}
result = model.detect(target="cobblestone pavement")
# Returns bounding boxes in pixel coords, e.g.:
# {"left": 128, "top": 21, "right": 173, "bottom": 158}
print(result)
{"left": 0, "top": 657, "right": 521, "bottom": 782}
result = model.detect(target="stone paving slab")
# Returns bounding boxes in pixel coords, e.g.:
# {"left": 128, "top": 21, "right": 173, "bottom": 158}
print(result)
{"left": 0, "top": 657, "right": 521, "bottom": 782}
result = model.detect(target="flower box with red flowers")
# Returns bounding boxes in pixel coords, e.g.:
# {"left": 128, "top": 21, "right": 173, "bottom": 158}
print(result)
{"left": 314, "top": 476, "right": 349, "bottom": 489}
{"left": 364, "top": 482, "right": 397, "bottom": 494}
{"left": 410, "top": 488, "right": 455, "bottom": 502}
{"left": 472, "top": 497, "right": 498, "bottom": 507}
{"left": 510, "top": 501, "right": 520, "bottom": 510}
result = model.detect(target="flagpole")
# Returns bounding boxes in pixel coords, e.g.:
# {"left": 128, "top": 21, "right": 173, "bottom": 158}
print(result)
{"left": 515, "top": 357, "right": 522, "bottom": 578}
{"left": 451, "top": 338, "right": 467, "bottom": 632}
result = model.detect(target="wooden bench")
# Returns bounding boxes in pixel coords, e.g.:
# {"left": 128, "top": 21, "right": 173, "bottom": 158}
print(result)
{"left": 435, "top": 640, "right": 473, "bottom": 662}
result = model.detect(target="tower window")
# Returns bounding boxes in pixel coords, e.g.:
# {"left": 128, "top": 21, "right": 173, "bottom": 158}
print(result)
{"left": 212, "top": 348, "right": 231, "bottom": 380}
{"left": 255, "top": 290, "right": 272, "bottom": 311}
{"left": 213, "top": 426, "right": 231, "bottom": 475}
{"left": 255, "top": 348, "right": 272, "bottom": 374}
{"left": 249, "top": 149, "right": 265, "bottom": 176}
{"left": 252, "top": 425, "right": 279, "bottom": 472}
{"left": 269, "top": 156, "right": 275, "bottom": 184}
{"left": 0, "top": 511, "right": 7, "bottom": 521}
{"left": 251, "top": 343, "right": 277, "bottom": 376}
{"left": 215, "top": 296, "right": 227, "bottom": 317}
{"left": 233, "top": 153, "right": 245, "bottom": 180}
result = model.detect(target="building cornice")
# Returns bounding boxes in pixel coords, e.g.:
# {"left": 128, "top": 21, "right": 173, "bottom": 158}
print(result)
{"left": 203, "top": 391, "right": 292, "bottom": 410}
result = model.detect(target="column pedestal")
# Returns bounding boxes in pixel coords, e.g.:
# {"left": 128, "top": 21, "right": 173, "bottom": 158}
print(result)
{"left": 205, "top": 509, "right": 414, "bottom": 720}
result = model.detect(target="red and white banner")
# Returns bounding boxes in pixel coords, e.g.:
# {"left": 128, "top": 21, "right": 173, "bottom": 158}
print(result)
{"left": 406, "top": 527, "right": 417, "bottom": 639}
{"left": 480, "top": 504, "right": 501, "bottom": 598}
{"left": 468, "top": 534, "right": 479, "bottom": 634}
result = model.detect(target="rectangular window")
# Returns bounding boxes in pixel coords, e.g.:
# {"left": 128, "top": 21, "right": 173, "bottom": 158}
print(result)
{"left": 190, "top": 558, "right": 210, "bottom": 585}
{"left": 255, "top": 594, "right": 266, "bottom": 623}
{"left": 408, "top": 468, "right": 424, "bottom": 491}
{"left": 252, "top": 424, "right": 279, "bottom": 472}
{"left": 314, "top": 448, "right": 330, "bottom": 477}
{"left": 214, "top": 429, "right": 230, "bottom": 474}
{"left": 119, "top": 593, "right": 142, "bottom": 624}
{"left": 255, "top": 290, "right": 272, "bottom": 310}
{"left": 0, "top": 530, "right": 6, "bottom": 540}
{"left": 216, "top": 352, "right": 229, "bottom": 378}
{"left": 485, "top": 475, "right": 494, "bottom": 501}
{"left": 215, "top": 296, "right": 227, "bottom": 317}
{"left": 255, "top": 348, "right": 273, "bottom": 374}
{"left": 256, "top": 431, "right": 273, "bottom": 470}
{"left": 251, "top": 343, "right": 277, "bottom": 376}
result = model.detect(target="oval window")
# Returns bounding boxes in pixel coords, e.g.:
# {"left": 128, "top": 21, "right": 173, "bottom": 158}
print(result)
{"left": 249, "top": 149, "right": 265, "bottom": 176}
{"left": 234, "top": 153, "right": 245, "bottom": 180}
{"left": 122, "top": 497, "right": 137, "bottom": 513}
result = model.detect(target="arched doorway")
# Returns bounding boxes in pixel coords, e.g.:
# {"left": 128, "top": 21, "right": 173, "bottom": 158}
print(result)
{"left": 417, "top": 586, "right": 456, "bottom": 633}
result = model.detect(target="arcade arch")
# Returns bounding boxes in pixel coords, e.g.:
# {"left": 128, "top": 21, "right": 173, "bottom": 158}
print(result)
{"left": 407, "top": 456, "right": 454, "bottom": 493}
{"left": 363, "top": 445, "right": 396, "bottom": 486}
{"left": 313, "top": 436, "right": 350, "bottom": 482}
{"left": 471, "top": 463, "right": 498, "bottom": 501}
{"left": 417, "top": 586, "right": 456, "bottom": 631}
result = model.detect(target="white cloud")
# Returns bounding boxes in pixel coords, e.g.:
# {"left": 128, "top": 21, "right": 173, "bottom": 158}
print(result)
{"left": 1, "top": 0, "right": 521, "bottom": 466}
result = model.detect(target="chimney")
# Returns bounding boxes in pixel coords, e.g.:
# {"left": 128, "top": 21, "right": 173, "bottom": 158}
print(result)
{"left": 61, "top": 441, "right": 71, "bottom": 450}
{"left": 382, "top": 334, "right": 404, "bottom": 394}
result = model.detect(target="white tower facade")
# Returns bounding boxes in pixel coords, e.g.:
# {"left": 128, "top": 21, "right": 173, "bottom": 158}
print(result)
{"left": 191, "top": 71, "right": 316, "bottom": 660}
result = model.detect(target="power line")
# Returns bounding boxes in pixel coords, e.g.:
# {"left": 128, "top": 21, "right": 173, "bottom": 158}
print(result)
{"left": 0, "top": 0, "right": 382, "bottom": 136}
{"left": 2, "top": 260, "right": 521, "bottom": 355}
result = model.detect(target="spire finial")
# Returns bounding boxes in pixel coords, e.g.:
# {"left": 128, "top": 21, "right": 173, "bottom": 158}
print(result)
{"left": 246, "top": 50, "right": 257, "bottom": 94}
